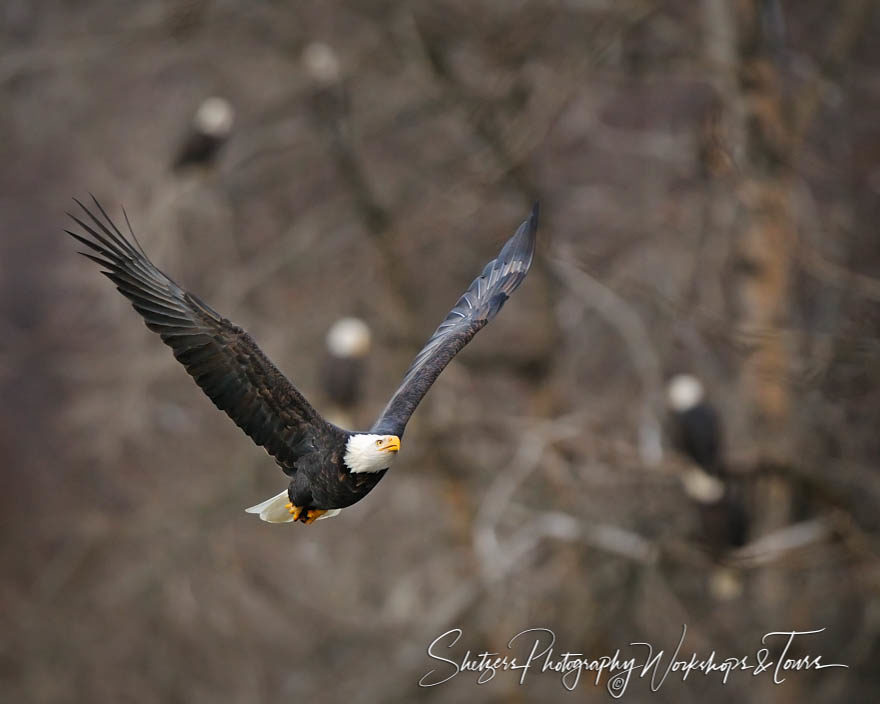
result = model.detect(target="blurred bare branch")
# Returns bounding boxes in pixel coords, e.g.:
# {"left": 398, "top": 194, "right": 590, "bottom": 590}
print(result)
{"left": 728, "top": 515, "right": 834, "bottom": 567}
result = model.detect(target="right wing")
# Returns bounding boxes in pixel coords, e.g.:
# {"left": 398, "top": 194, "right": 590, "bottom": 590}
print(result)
{"left": 66, "top": 196, "right": 339, "bottom": 469}
{"left": 371, "top": 204, "right": 538, "bottom": 437}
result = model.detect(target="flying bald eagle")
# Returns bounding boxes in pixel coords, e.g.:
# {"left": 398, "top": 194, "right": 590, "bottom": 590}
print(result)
{"left": 67, "top": 198, "right": 539, "bottom": 524}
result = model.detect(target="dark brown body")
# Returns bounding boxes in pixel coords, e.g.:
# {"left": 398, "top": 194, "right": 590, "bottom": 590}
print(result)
{"left": 284, "top": 434, "right": 388, "bottom": 510}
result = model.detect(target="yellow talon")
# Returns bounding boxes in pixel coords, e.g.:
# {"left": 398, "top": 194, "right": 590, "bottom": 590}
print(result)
{"left": 284, "top": 505, "right": 326, "bottom": 524}
{"left": 303, "top": 509, "right": 327, "bottom": 525}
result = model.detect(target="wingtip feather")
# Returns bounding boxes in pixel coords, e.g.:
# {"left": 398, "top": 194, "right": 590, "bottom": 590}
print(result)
{"left": 501, "top": 203, "right": 539, "bottom": 266}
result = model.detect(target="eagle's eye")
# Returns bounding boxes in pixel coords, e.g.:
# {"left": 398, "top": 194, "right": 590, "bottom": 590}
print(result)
{"left": 375, "top": 439, "right": 383, "bottom": 446}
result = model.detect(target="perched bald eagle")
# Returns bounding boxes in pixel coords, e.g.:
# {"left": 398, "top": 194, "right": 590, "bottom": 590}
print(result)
{"left": 172, "top": 96, "right": 235, "bottom": 171}
{"left": 321, "top": 316, "right": 371, "bottom": 414}
{"left": 666, "top": 374, "right": 747, "bottom": 548}
{"left": 67, "top": 198, "right": 538, "bottom": 524}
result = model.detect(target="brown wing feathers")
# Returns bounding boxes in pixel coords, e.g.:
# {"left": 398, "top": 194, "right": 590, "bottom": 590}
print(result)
{"left": 66, "top": 197, "right": 332, "bottom": 468}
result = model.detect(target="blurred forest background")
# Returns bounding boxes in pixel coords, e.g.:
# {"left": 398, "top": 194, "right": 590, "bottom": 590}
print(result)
{"left": 2, "top": 1, "right": 880, "bottom": 702}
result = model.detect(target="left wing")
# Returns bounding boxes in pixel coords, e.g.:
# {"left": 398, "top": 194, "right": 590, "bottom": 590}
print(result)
{"left": 371, "top": 204, "right": 539, "bottom": 437}
{"left": 66, "top": 196, "right": 343, "bottom": 470}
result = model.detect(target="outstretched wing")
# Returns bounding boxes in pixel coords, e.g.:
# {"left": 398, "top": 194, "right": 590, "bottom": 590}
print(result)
{"left": 66, "top": 196, "right": 340, "bottom": 469}
{"left": 371, "top": 204, "right": 539, "bottom": 437}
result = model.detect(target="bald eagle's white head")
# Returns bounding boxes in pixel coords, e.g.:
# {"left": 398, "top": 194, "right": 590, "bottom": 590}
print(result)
{"left": 667, "top": 374, "right": 705, "bottom": 412}
{"left": 344, "top": 434, "right": 401, "bottom": 473}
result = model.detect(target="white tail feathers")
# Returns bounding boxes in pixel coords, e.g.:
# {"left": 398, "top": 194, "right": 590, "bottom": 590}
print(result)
{"left": 244, "top": 490, "right": 341, "bottom": 523}
{"left": 245, "top": 490, "right": 293, "bottom": 523}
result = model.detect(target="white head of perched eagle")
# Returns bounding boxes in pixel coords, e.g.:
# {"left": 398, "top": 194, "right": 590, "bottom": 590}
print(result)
{"left": 67, "top": 197, "right": 538, "bottom": 525}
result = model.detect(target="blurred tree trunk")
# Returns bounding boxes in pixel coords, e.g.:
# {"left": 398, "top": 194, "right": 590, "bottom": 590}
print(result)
{"left": 700, "top": 0, "right": 795, "bottom": 571}
{"left": 733, "top": 0, "right": 795, "bottom": 576}
{"left": 698, "top": 5, "right": 799, "bottom": 701}
{"left": 731, "top": 0, "right": 871, "bottom": 564}
{"left": 699, "top": 1, "right": 871, "bottom": 670}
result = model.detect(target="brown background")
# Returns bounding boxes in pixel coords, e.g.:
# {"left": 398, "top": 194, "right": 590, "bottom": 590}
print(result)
{"left": 2, "top": 1, "right": 879, "bottom": 702}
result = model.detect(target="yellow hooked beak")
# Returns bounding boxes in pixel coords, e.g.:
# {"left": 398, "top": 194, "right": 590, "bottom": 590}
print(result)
{"left": 380, "top": 436, "right": 401, "bottom": 453}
